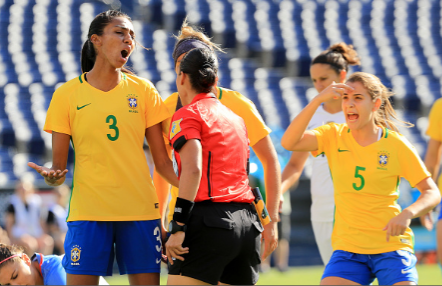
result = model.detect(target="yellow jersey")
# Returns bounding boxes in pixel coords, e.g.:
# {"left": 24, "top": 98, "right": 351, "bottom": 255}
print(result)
{"left": 312, "top": 123, "right": 430, "bottom": 254}
{"left": 426, "top": 98, "right": 442, "bottom": 189}
{"left": 163, "top": 87, "right": 271, "bottom": 223}
{"left": 44, "top": 73, "right": 171, "bottom": 222}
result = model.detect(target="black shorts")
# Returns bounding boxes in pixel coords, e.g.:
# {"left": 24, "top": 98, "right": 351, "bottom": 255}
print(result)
{"left": 168, "top": 201, "right": 263, "bottom": 285}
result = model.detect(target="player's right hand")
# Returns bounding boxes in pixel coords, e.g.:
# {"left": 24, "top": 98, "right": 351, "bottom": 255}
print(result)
{"left": 315, "top": 81, "right": 354, "bottom": 103}
{"left": 27, "top": 162, "right": 68, "bottom": 187}
{"left": 165, "top": 232, "right": 188, "bottom": 265}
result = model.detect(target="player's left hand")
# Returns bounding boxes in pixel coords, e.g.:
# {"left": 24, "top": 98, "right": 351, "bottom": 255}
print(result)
{"left": 383, "top": 209, "right": 413, "bottom": 242}
{"left": 261, "top": 220, "right": 278, "bottom": 261}
{"left": 165, "top": 232, "right": 188, "bottom": 265}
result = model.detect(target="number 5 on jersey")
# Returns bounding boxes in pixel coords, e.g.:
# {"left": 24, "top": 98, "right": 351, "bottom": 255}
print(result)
{"left": 353, "top": 166, "right": 366, "bottom": 191}
{"left": 106, "top": 115, "right": 119, "bottom": 141}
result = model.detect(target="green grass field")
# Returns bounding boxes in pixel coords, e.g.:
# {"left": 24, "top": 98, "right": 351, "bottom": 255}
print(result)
{"left": 105, "top": 264, "right": 442, "bottom": 285}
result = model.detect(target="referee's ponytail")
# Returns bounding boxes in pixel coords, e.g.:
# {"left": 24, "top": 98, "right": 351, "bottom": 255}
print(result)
{"left": 180, "top": 48, "right": 218, "bottom": 93}
{"left": 80, "top": 10, "right": 134, "bottom": 75}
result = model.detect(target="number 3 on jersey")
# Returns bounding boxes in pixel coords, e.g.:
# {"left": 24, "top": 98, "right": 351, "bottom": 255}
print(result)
{"left": 353, "top": 166, "right": 366, "bottom": 191}
{"left": 106, "top": 115, "right": 119, "bottom": 141}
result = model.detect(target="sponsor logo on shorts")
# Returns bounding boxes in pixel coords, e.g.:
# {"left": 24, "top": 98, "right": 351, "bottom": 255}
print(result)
{"left": 71, "top": 245, "right": 81, "bottom": 265}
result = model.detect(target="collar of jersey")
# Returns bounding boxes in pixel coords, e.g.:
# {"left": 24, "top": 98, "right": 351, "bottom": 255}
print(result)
{"left": 79, "top": 72, "right": 127, "bottom": 89}
{"left": 190, "top": 92, "right": 217, "bottom": 104}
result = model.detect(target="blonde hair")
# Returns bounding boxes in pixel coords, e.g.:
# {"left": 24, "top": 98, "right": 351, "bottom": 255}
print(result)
{"left": 346, "top": 72, "right": 413, "bottom": 132}
{"left": 174, "top": 18, "right": 224, "bottom": 54}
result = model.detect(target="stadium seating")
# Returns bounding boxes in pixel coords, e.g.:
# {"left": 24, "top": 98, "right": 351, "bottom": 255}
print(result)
{"left": 0, "top": 0, "right": 438, "bottom": 188}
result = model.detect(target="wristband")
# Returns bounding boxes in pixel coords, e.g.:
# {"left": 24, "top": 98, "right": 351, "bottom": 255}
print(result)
{"left": 173, "top": 197, "right": 195, "bottom": 224}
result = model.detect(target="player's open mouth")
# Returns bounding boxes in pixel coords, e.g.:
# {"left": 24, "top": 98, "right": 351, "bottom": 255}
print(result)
{"left": 347, "top": 113, "right": 359, "bottom": 121}
{"left": 121, "top": 49, "right": 129, "bottom": 60}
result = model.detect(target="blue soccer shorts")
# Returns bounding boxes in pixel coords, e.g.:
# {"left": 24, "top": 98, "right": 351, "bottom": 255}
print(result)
{"left": 322, "top": 250, "right": 418, "bottom": 285}
{"left": 62, "top": 220, "right": 162, "bottom": 276}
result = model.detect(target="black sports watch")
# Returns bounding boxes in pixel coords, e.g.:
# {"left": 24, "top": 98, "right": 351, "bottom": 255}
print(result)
{"left": 168, "top": 220, "right": 187, "bottom": 234}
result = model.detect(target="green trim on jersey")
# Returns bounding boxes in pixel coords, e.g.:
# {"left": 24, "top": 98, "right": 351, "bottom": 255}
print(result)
{"left": 78, "top": 75, "right": 83, "bottom": 84}
{"left": 122, "top": 72, "right": 127, "bottom": 80}
{"left": 385, "top": 128, "right": 389, "bottom": 138}
{"left": 347, "top": 128, "right": 350, "bottom": 133}
{"left": 218, "top": 87, "right": 223, "bottom": 100}
{"left": 315, "top": 152, "right": 325, "bottom": 158}
{"left": 66, "top": 138, "right": 75, "bottom": 221}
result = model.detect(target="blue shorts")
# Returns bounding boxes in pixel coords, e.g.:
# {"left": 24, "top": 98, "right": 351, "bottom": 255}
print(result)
{"left": 322, "top": 250, "right": 418, "bottom": 285}
{"left": 62, "top": 220, "right": 162, "bottom": 276}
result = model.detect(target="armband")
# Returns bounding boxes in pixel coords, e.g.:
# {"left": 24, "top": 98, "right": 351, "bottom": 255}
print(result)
{"left": 173, "top": 197, "right": 195, "bottom": 224}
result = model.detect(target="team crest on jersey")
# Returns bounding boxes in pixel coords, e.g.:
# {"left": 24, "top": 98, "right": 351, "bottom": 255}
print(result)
{"left": 378, "top": 151, "right": 390, "bottom": 168}
{"left": 126, "top": 94, "right": 139, "bottom": 113}
{"left": 71, "top": 245, "right": 81, "bottom": 264}
{"left": 170, "top": 118, "right": 183, "bottom": 139}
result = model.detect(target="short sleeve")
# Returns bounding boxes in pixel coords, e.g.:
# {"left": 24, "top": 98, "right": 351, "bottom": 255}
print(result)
{"left": 220, "top": 89, "right": 271, "bottom": 146}
{"left": 426, "top": 99, "right": 442, "bottom": 141}
{"left": 169, "top": 111, "right": 202, "bottom": 151}
{"left": 398, "top": 136, "right": 431, "bottom": 187}
{"left": 310, "top": 123, "right": 336, "bottom": 157}
{"left": 144, "top": 82, "right": 172, "bottom": 129}
{"left": 44, "top": 89, "right": 71, "bottom": 135}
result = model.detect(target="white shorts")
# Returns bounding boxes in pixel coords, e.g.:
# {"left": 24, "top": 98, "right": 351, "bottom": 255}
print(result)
{"left": 312, "top": 221, "right": 334, "bottom": 265}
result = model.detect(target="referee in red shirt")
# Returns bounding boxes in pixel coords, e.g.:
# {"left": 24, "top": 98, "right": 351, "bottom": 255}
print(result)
{"left": 165, "top": 48, "right": 263, "bottom": 285}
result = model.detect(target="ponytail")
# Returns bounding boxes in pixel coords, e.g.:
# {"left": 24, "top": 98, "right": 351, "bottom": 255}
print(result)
{"left": 81, "top": 40, "right": 95, "bottom": 73}
{"left": 312, "top": 42, "right": 360, "bottom": 74}
{"left": 346, "top": 72, "right": 413, "bottom": 132}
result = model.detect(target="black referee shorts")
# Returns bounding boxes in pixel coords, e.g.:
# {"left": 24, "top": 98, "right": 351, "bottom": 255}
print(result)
{"left": 168, "top": 201, "right": 263, "bottom": 285}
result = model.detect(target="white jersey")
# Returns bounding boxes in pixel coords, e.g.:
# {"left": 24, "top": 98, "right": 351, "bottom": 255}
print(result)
{"left": 307, "top": 104, "right": 345, "bottom": 222}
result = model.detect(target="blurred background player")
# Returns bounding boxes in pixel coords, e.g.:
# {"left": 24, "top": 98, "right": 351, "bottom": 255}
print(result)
{"left": 423, "top": 97, "right": 442, "bottom": 269}
{"left": 44, "top": 184, "right": 70, "bottom": 255}
{"left": 155, "top": 20, "right": 281, "bottom": 261}
{"left": 5, "top": 180, "right": 54, "bottom": 256}
{"left": 166, "top": 47, "right": 263, "bottom": 285}
{"left": 28, "top": 10, "right": 178, "bottom": 285}
{"left": 277, "top": 43, "right": 360, "bottom": 266}
{"left": 282, "top": 72, "right": 440, "bottom": 285}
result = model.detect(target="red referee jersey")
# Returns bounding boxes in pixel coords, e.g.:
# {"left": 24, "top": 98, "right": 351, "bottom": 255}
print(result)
{"left": 169, "top": 92, "right": 254, "bottom": 203}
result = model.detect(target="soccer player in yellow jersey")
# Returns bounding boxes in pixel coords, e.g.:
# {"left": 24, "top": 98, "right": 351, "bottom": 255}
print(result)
{"left": 282, "top": 72, "right": 440, "bottom": 285}
{"left": 423, "top": 98, "right": 442, "bottom": 268}
{"left": 28, "top": 10, "right": 178, "bottom": 285}
{"left": 154, "top": 21, "right": 281, "bottom": 261}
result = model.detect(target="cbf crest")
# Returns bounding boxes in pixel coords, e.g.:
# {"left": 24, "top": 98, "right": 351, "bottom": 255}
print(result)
{"left": 71, "top": 245, "right": 81, "bottom": 265}
{"left": 127, "top": 94, "right": 139, "bottom": 113}
{"left": 378, "top": 151, "right": 390, "bottom": 168}
{"left": 170, "top": 118, "right": 183, "bottom": 139}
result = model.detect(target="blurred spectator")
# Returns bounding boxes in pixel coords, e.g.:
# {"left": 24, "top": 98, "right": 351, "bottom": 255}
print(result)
{"left": 45, "top": 184, "right": 70, "bottom": 255}
{"left": 0, "top": 226, "right": 10, "bottom": 244}
{"left": 5, "top": 180, "right": 54, "bottom": 255}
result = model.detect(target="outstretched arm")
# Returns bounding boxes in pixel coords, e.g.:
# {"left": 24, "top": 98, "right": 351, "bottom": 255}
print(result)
{"left": 28, "top": 131, "right": 70, "bottom": 186}
{"left": 281, "top": 151, "right": 309, "bottom": 194}
{"left": 252, "top": 135, "right": 281, "bottom": 260}
{"left": 281, "top": 83, "right": 353, "bottom": 152}
{"left": 419, "top": 138, "right": 442, "bottom": 230}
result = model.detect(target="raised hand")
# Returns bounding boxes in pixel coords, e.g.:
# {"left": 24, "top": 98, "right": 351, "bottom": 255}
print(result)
{"left": 27, "top": 162, "right": 68, "bottom": 186}
{"left": 314, "top": 81, "right": 354, "bottom": 103}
